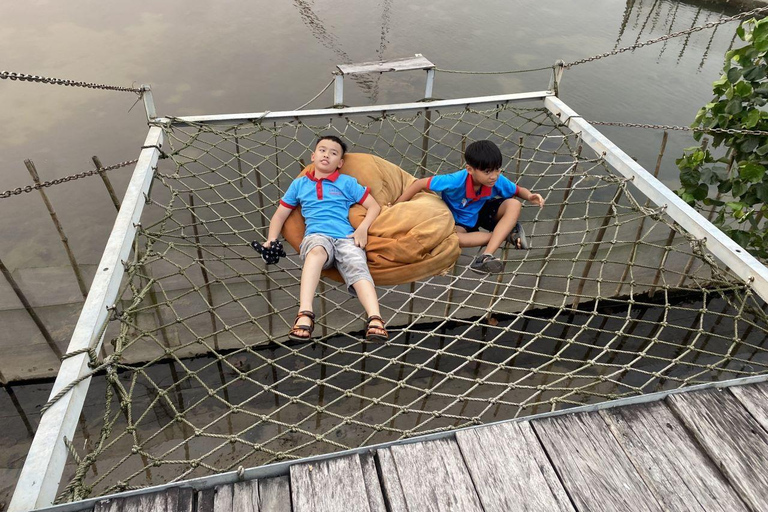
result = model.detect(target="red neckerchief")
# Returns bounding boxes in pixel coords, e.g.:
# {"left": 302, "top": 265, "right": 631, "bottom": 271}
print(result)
{"left": 464, "top": 173, "right": 492, "bottom": 203}
{"left": 306, "top": 169, "right": 340, "bottom": 199}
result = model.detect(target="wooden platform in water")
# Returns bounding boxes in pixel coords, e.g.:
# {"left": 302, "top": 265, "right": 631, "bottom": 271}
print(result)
{"left": 64, "top": 378, "right": 768, "bottom": 511}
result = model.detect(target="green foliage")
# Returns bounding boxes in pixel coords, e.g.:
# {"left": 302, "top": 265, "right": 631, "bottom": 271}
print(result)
{"left": 677, "top": 17, "right": 768, "bottom": 262}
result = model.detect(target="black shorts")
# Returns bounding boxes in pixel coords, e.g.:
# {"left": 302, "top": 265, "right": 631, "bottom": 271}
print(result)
{"left": 456, "top": 198, "right": 506, "bottom": 232}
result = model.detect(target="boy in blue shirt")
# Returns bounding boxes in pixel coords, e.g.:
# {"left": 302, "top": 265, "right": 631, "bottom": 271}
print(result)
{"left": 395, "top": 140, "right": 544, "bottom": 273}
{"left": 261, "top": 135, "right": 387, "bottom": 341}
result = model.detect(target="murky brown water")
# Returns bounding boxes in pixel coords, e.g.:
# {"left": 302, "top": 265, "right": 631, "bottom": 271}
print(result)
{"left": 1, "top": 0, "right": 764, "bottom": 508}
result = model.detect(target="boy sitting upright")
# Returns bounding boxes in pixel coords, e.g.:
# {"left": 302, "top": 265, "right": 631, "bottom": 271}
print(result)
{"left": 261, "top": 135, "right": 387, "bottom": 341}
{"left": 395, "top": 139, "right": 544, "bottom": 273}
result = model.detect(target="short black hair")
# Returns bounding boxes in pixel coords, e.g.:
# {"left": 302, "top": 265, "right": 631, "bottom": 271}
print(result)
{"left": 465, "top": 140, "right": 502, "bottom": 171}
{"left": 316, "top": 135, "right": 347, "bottom": 156}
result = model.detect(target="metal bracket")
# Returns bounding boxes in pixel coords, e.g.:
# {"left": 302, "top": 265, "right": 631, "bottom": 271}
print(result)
{"left": 333, "top": 54, "right": 436, "bottom": 107}
{"left": 550, "top": 60, "right": 565, "bottom": 97}
{"left": 141, "top": 84, "right": 157, "bottom": 121}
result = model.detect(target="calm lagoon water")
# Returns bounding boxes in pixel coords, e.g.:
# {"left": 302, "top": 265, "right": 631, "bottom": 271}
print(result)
{"left": 0, "top": 0, "right": 759, "bottom": 507}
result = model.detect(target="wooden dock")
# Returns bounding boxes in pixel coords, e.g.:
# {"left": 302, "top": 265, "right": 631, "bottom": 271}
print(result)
{"left": 54, "top": 377, "right": 768, "bottom": 512}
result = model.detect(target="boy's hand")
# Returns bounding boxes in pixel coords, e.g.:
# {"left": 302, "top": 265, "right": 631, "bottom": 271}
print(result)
{"left": 528, "top": 193, "right": 545, "bottom": 208}
{"left": 351, "top": 227, "right": 368, "bottom": 248}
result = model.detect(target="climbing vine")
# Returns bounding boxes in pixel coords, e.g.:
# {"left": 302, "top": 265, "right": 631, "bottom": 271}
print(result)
{"left": 677, "top": 16, "right": 768, "bottom": 262}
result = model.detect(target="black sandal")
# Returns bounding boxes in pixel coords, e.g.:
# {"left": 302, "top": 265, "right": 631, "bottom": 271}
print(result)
{"left": 366, "top": 315, "right": 388, "bottom": 342}
{"left": 289, "top": 310, "right": 315, "bottom": 341}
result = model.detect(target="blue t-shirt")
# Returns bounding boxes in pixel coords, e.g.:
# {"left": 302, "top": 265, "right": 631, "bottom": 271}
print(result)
{"left": 281, "top": 170, "right": 370, "bottom": 238}
{"left": 428, "top": 169, "right": 517, "bottom": 227}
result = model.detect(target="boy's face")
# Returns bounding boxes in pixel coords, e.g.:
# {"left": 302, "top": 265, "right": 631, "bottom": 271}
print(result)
{"left": 311, "top": 139, "right": 344, "bottom": 175}
{"left": 467, "top": 165, "right": 501, "bottom": 188}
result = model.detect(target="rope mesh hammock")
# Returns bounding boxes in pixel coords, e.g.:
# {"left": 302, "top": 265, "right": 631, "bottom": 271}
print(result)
{"left": 56, "top": 100, "right": 768, "bottom": 502}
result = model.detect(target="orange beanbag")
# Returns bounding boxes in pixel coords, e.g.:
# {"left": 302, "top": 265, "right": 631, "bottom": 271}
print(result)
{"left": 281, "top": 153, "right": 460, "bottom": 285}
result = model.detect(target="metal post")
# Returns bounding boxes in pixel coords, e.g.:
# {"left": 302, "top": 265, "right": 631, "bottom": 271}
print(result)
{"left": 9, "top": 126, "right": 164, "bottom": 512}
{"left": 424, "top": 68, "right": 435, "bottom": 99}
{"left": 550, "top": 60, "right": 565, "bottom": 97}
{"left": 333, "top": 73, "right": 344, "bottom": 107}
{"left": 142, "top": 84, "right": 157, "bottom": 121}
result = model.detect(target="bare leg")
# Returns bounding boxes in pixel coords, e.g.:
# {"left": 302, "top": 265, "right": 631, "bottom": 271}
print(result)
{"left": 295, "top": 246, "right": 328, "bottom": 334}
{"left": 456, "top": 225, "right": 492, "bottom": 248}
{"left": 484, "top": 198, "right": 522, "bottom": 254}
{"left": 352, "top": 279, "right": 386, "bottom": 336}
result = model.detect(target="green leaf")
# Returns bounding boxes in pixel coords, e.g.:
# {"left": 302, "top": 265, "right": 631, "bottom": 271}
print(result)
{"left": 727, "top": 67, "right": 742, "bottom": 83}
{"left": 739, "top": 162, "right": 766, "bottom": 182}
{"left": 745, "top": 108, "right": 762, "bottom": 128}
{"left": 756, "top": 181, "right": 768, "bottom": 202}
{"left": 725, "top": 99, "right": 743, "bottom": 114}
{"left": 735, "top": 81, "right": 754, "bottom": 97}
{"left": 743, "top": 65, "right": 767, "bottom": 81}
{"left": 740, "top": 137, "right": 760, "bottom": 153}
{"left": 693, "top": 184, "right": 709, "bottom": 201}
{"left": 732, "top": 180, "right": 749, "bottom": 197}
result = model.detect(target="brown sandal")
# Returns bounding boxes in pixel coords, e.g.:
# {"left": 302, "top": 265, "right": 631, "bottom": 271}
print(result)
{"left": 289, "top": 310, "right": 315, "bottom": 341}
{"left": 365, "top": 315, "right": 388, "bottom": 342}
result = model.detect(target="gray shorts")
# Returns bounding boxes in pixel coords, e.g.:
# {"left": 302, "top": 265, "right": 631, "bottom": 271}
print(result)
{"left": 299, "top": 233, "right": 373, "bottom": 293}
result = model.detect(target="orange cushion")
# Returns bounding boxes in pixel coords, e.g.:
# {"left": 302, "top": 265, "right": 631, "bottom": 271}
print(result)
{"left": 281, "top": 153, "right": 460, "bottom": 285}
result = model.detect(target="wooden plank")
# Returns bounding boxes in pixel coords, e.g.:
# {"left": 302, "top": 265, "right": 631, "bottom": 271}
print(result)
{"left": 290, "top": 454, "right": 372, "bottom": 512}
{"left": 93, "top": 498, "right": 121, "bottom": 512}
{"left": 375, "top": 448, "right": 408, "bottom": 512}
{"left": 386, "top": 438, "right": 484, "bottom": 512}
{"left": 730, "top": 381, "right": 768, "bottom": 432}
{"left": 197, "top": 488, "right": 215, "bottom": 512}
{"left": 359, "top": 452, "right": 387, "bottom": 512}
{"left": 145, "top": 492, "right": 168, "bottom": 512}
{"left": 233, "top": 480, "right": 260, "bottom": 512}
{"left": 534, "top": 411, "right": 664, "bottom": 511}
{"left": 259, "top": 476, "right": 291, "bottom": 512}
{"left": 455, "top": 421, "right": 575, "bottom": 512}
{"left": 667, "top": 388, "right": 768, "bottom": 510}
{"left": 121, "top": 496, "right": 142, "bottom": 512}
{"left": 213, "top": 484, "right": 234, "bottom": 512}
{"left": 337, "top": 56, "right": 434, "bottom": 75}
{"left": 602, "top": 401, "right": 748, "bottom": 511}
{"left": 178, "top": 488, "right": 195, "bottom": 512}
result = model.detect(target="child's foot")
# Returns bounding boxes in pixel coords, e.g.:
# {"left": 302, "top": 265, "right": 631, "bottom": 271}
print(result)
{"left": 507, "top": 222, "right": 529, "bottom": 249}
{"left": 365, "top": 315, "right": 388, "bottom": 342}
{"left": 469, "top": 254, "right": 503, "bottom": 274}
{"left": 289, "top": 311, "right": 315, "bottom": 341}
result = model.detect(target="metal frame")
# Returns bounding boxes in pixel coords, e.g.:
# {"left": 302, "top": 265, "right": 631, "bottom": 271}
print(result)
{"left": 9, "top": 127, "right": 164, "bottom": 512}
{"left": 163, "top": 90, "right": 554, "bottom": 127}
{"left": 333, "top": 54, "right": 436, "bottom": 106}
{"left": 32, "top": 371, "right": 768, "bottom": 512}
{"left": 14, "top": 88, "right": 768, "bottom": 511}
{"left": 545, "top": 96, "right": 768, "bottom": 305}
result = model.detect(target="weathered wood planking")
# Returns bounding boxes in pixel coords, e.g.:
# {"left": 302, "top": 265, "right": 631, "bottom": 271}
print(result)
{"left": 259, "top": 476, "right": 291, "bottom": 512}
{"left": 232, "top": 480, "right": 260, "bottom": 511}
{"left": 290, "top": 454, "right": 373, "bottom": 512}
{"left": 380, "top": 438, "right": 484, "bottom": 512}
{"left": 92, "top": 488, "right": 194, "bottom": 512}
{"left": 337, "top": 56, "right": 434, "bottom": 75}
{"left": 360, "top": 452, "right": 387, "bottom": 512}
{"left": 534, "top": 411, "right": 664, "bottom": 511}
{"left": 730, "top": 381, "right": 768, "bottom": 432}
{"left": 374, "top": 447, "right": 408, "bottom": 511}
{"left": 601, "top": 401, "right": 748, "bottom": 511}
{"left": 455, "top": 421, "right": 575, "bottom": 511}
{"left": 667, "top": 388, "right": 768, "bottom": 511}
{"left": 213, "top": 484, "right": 233, "bottom": 512}
{"left": 197, "top": 488, "right": 215, "bottom": 512}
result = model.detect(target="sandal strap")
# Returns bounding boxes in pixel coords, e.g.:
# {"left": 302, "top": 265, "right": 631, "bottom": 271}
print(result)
{"left": 297, "top": 310, "right": 315, "bottom": 320}
{"left": 367, "top": 315, "right": 384, "bottom": 324}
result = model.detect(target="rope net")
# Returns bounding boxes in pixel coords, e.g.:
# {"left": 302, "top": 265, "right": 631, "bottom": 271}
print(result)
{"left": 57, "top": 100, "right": 768, "bottom": 502}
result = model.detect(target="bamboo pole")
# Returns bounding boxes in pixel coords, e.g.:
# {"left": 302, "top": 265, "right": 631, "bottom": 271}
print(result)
{"left": 91, "top": 156, "right": 121, "bottom": 211}
{"left": 616, "top": 131, "right": 668, "bottom": 297}
{"left": 25, "top": 159, "right": 89, "bottom": 299}
{"left": 0, "top": 257, "right": 62, "bottom": 359}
